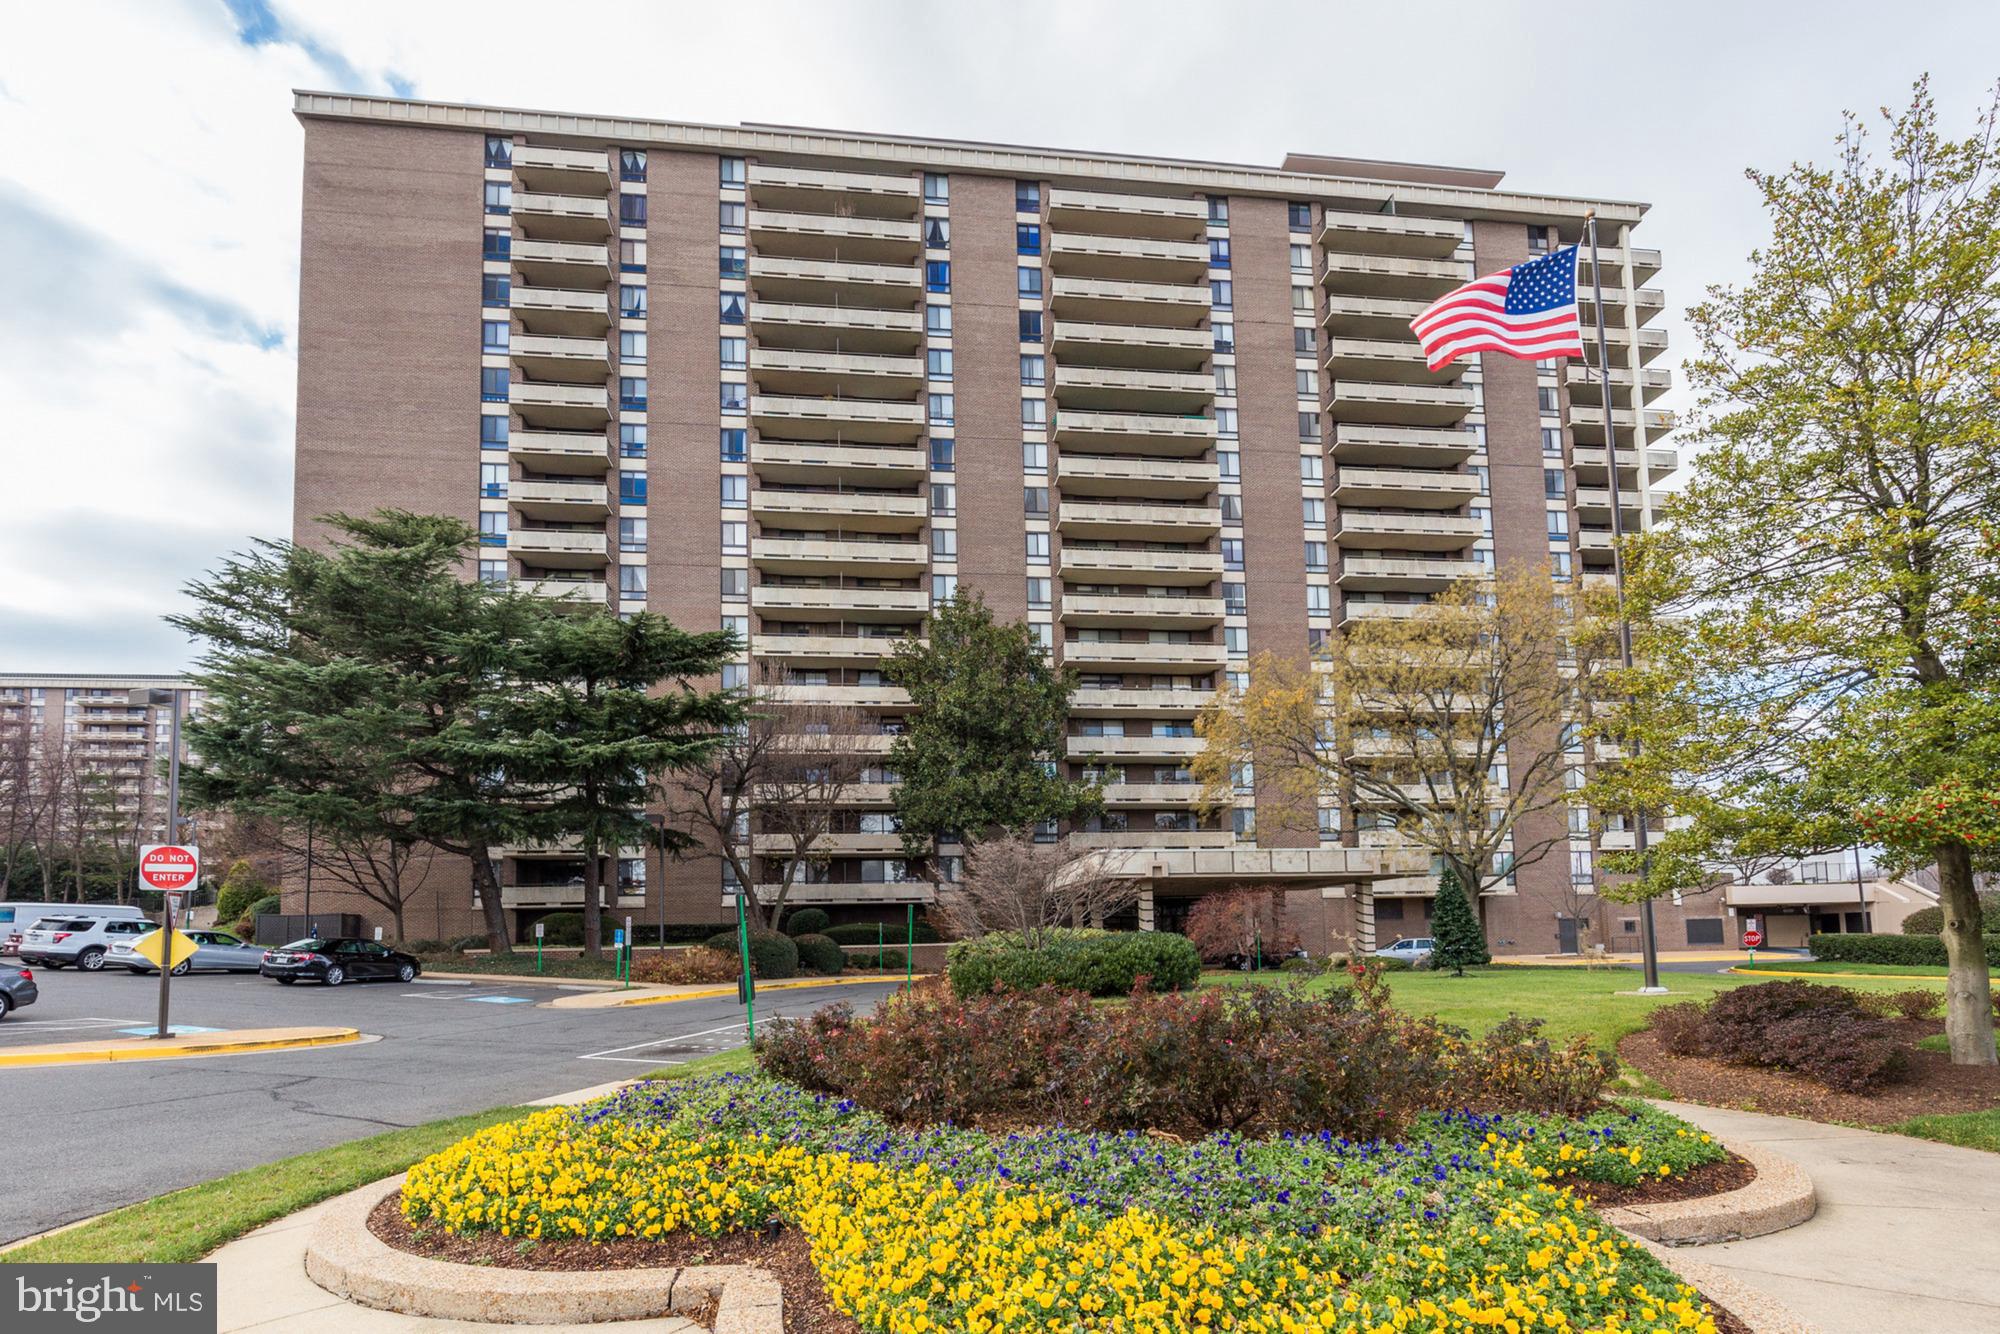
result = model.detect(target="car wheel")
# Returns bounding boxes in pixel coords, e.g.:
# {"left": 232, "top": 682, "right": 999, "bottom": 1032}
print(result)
{"left": 171, "top": 961, "right": 191, "bottom": 977}
{"left": 0, "top": 992, "right": 10, "bottom": 1019}
{"left": 78, "top": 948, "right": 106, "bottom": 972}
{"left": 275, "top": 977, "right": 296, "bottom": 986}
{"left": 396, "top": 963, "right": 416, "bottom": 983}
{"left": 323, "top": 965, "right": 345, "bottom": 987}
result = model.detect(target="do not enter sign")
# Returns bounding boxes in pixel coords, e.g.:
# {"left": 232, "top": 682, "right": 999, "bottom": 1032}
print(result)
{"left": 139, "top": 844, "right": 200, "bottom": 895}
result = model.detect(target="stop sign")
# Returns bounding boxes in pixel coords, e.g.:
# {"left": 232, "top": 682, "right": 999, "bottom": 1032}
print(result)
{"left": 1742, "top": 927, "right": 1764, "bottom": 949}
{"left": 138, "top": 844, "right": 200, "bottom": 895}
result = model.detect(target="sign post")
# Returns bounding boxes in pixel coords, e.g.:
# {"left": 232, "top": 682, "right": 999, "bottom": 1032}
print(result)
{"left": 534, "top": 920, "right": 545, "bottom": 975}
{"left": 623, "top": 916, "right": 634, "bottom": 989}
{"left": 735, "top": 892, "right": 756, "bottom": 1040}
{"left": 138, "top": 844, "right": 200, "bottom": 1040}
{"left": 905, "top": 903, "right": 914, "bottom": 990}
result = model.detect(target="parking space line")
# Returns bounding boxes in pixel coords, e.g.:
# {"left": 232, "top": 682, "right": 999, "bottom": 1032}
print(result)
{"left": 578, "top": 1020, "right": 748, "bottom": 1063}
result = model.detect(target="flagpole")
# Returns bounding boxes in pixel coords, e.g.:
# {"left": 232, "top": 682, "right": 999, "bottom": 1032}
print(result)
{"left": 1584, "top": 210, "right": 1664, "bottom": 994}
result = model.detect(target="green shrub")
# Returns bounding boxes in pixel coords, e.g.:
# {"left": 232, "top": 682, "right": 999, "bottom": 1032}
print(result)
{"left": 243, "top": 895, "right": 283, "bottom": 941}
{"left": 792, "top": 933, "right": 846, "bottom": 975}
{"left": 845, "top": 948, "right": 908, "bottom": 971}
{"left": 945, "top": 928, "right": 1201, "bottom": 998}
{"left": 213, "top": 860, "right": 271, "bottom": 926}
{"left": 704, "top": 928, "right": 799, "bottom": 979}
{"left": 1278, "top": 956, "right": 1318, "bottom": 973}
{"left": 447, "top": 934, "right": 487, "bottom": 952}
{"left": 782, "top": 908, "right": 831, "bottom": 937}
{"left": 827, "top": 920, "right": 941, "bottom": 945}
{"left": 1900, "top": 890, "right": 2000, "bottom": 935}
{"left": 403, "top": 939, "right": 451, "bottom": 956}
{"left": 1809, "top": 932, "right": 2000, "bottom": 967}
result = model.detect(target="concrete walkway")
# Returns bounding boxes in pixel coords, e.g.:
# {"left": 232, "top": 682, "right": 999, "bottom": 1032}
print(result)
{"left": 1654, "top": 1100, "right": 2000, "bottom": 1334}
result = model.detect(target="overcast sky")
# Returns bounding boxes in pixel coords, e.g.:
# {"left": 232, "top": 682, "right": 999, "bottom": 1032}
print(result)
{"left": 1, "top": 0, "right": 1994, "bottom": 673}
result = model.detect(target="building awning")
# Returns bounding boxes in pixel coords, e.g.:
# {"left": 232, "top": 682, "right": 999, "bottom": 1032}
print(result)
{"left": 1724, "top": 881, "right": 1899, "bottom": 910}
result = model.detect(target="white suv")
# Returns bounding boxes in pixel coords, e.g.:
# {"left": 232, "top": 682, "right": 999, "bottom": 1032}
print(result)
{"left": 17, "top": 916, "right": 155, "bottom": 972}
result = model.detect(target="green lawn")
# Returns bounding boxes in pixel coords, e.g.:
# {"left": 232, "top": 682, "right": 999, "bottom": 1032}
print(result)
{"left": 1886, "top": 1109, "right": 2000, "bottom": 1153}
{"left": 1734, "top": 959, "right": 1950, "bottom": 977}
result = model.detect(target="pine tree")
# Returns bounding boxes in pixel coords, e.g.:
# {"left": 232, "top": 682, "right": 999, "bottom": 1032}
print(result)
{"left": 1429, "top": 865, "right": 1489, "bottom": 975}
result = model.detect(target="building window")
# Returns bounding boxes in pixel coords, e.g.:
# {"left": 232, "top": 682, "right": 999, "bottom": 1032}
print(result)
{"left": 1304, "top": 541, "right": 1327, "bottom": 571}
{"left": 721, "top": 567, "right": 748, "bottom": 600}
{"left": 1020, "top": 398, "right": 1047, "bottom": 428}
{"left": 719, "top": 200, "right": 745, "bottom": 233}
{"left": 1306, "top": 585, "right": 1332, "bottom": 615}
{"left": 1528, "top": 225, "right": 1551, "bottom": 254}
{"left": 720, "top": 381, "right": 747, "bottom": 414}
{"left": 932, "top": 574, "right": 959, "bottom": 605}
{"left": 720, "top": 292, "right": 746, "bottom": 324}
{"left": 1024, "top": 487, "right": 1048, "bottom": 515}
{"left": 1538, "top": 386, "right": 1561, "bottom": 414}
{"left": 620, "top": 331, "right": 648, "bottom": 363}
{"left": 1015, "top": 180, "right": 1041, "bottom": 212}
{"left": 931, "top": 527, "right": 957, "bottom": 558}
{"left": 1212, "top": 321, "right": 1235, "bottom": 353}
{"left": 720, "top": 429, "right": 747, "bottom": 461}
{"left": 480, "top": 367, "right": 509, "bottom": 403}
{"left": 928, "top": 392, "right": 955, "bottom": 425}
{"left": 1545, "top": 468, "right": 1566, "bottom": 499}
{"left": 1019, "top": 309, "right": 1043, "bottom": 342}
{"left": 1019, "top": 354, "right": 1045, "bottom": 386}
{"left": 923, "top": 172, "right": 949, "bottom": 204}
{"left": 620, "top": 470, "right": 647, "bottom": 504}
{"left": 620, "top": 517, "right": 648, "bottom": 552}
{"left": 1210, "top": 279, "right": 1233, "bottom": 309}
{"left": 620, "top": 423, "right": 648, "bottom": 457}
{"left": 484, "top": 135, "right": 512, "bottom": 168}
{"left": 478, "top": 511, "right": 508, "bottom": 545}
{"left": 1302, "top": 497, "right": 1326, "bottom": 526}
{"left": 1017, "top": 266, "right": 1043, "bottom": 298}
{"left": 720, "top": 521, "right": 747, "bottom": 553}
{"left": 618, "top": 194, "right": 648, "bottom": 227}
{"left": 1543, "top": 427, "right": 1564, "bottom": 457}
{"left": 927, "top": 348, "right": 953, "bottom": 380}
{"left": 1222, "top": 538, "right": 1244, "bottom": 570}
{"left": 719, "top": 157, "right": 746, "bottom": 187}
{"left": 1290, "top": 247, "right": 1312, "bottom": 278}
{"left": 924, "top": 216, "right": 950, "bottom": 249}
{"left": 1297, "top": 369, "right": 1319, "bottom": 397}
{"left": 1026, "top": 531, "right": 1050, "bottom": 563}
{"left": 1207, "top": 196, "right": 1229, "bottom": 223}
{"left": 1219, "top": 450, "right": 1240, "bottom": 479}
{"left": 721, "top": 475, "right": 748, "bottom": 508}
{"left": 1016, "top": 223, "right": 1041, "bottom": 254}
{"left": 1686, "top": 918, "right": 1725, "bottom": 946}
{"left": 926, "top": 260, "right": 951, "bottom": 292}
{"left": 1209, "top": 236, "right": 1231, "bottom": 267}
{"left": 1215, "top": 407, "right": 1238, "bottom": 437}
{"left": 620, "top": 239, "right": 648, "bottom": 272}
{"left": 619, "top": 376, "right": 648, "bottom": 411}
{"left": 1299, "top": 454, "right": 1323, "bottom": 484}
{"left": 619, "top": 148, "right": 647, "bottom": 181}
{"left": 479, "top": 415, "right": 509, "bottom": 450}
{"left": 479, "top": 463, "right": 507, "bottom": 499}
{"left": 1223, "top": 581, "right": 1247, "bottom": 615}
{"left": 1547, "top": 508, "right": 1570, "bottom": 537}
{"left": 610, "top": 284, "right": 644, "bottom": 320}
{"left": 930, "top": 483, "right": 956, "bottom": 516}
{"left": 1294, "top": 326, "right": 1317, "bottom": 354}
{"left": 929, "top": 437, "right": 955, "bottom": 471}
{"left": 926, "top": 303, "right": 953, "bottom": 336}
{"left": 1225, "top": 626, "right": 1249, "bottom": 654}
{"left": 720, "top": 247, "right": 747, "bottom": 279}
{"left": 478, "top": 560, "right": 507, "bottom": 587}
{"left": 1214, "top": 363, "right": 1236, "bottom": 394}
{"left": 1026, "top": 578, "right": 1051, "bottom": 609}
{"left": 483, "top": 181, "right": 511, "bottom": 215}
{"left": 1022, "top": 441, "right": 1047, "bottom": 473}
{"left": 1219, "top": 493, "right": 1242, "bottom": 522}
{"left": 481, "top": 320, "right": 509, "bottom": 354}
{"left": 620, "top": 565, "right": 649, "bottom": 600}
{"left": 721, "top": 337, "right": 748, "bottom": 369}
{"left": 482, "top": 228, "right": 510, "bottom": 261}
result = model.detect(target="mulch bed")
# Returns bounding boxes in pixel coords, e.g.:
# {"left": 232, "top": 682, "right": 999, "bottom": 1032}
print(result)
{"left": 1572, "top": 1152, "right": 1757, "bottom": 1207}
{"left": 1620, "top": 1021, "right": 2000, "bottom": 1124}
{"left": 367, "top": 1192, "right": 860, "bottom": 1333}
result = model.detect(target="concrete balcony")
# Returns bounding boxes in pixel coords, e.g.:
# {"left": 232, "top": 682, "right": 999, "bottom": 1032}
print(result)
{"left": 1327, "top": 380, "right": 1474, "bottom": 427}
{"left": 519, "top": 577, "right": 608, "bottom": 603}
{"left": 510, "top": 379, "right": 609, "bottom": 429}
{"left": 1576, "top": 530, "right": 1617, "bottom": 555}
{"left": 749, "top": 394, "right": 926, "bottom": 443}
{"left": 1321, "top": 293, "right": 1430, "bottom": 339}
{"left": 1316, "top": 210, "right": 1463, "bottom": 258}
{"left": 511, "top": 143, "right": 609, "bottom": 192}
{"left": 748, "top": 302, "right": 925, "bottom": 354}
{"left": 1055, "top": 545, "right": 1222, "bottom": 585}
{"left": 1568, "top": 407, "right": 1677, "bottom": 447}
{"left": 1572, "top": 446, "right": 1679, "bottom": 484}
{"left": 1592, "top": 739, "right": 1630, "bottom": 763}
{"left": 752, "top": 633, "right": 911, "bottom": 666}
{"left": 746, "top": 209, "right": 921, "bottom": 262}
{"left": 746, "top": 162, "right": 920, "bottom": 217}
{"left": 510, "top": 478, "right": 610, "bottom": 519}
{"left": 1332, "top": 467, "right": 1480, "bottom": 509}
{"left": 1046, "top": 231, "right": 1209, "bottom": 281}
{"left": 1052, "top": 363, "right": 1213, "bottom": 412}
{"left": 782, "top": 685, "right": 912, "bottom": 711}
{"left": 498, "top": 884, "right": 645, "bottom": 910}
{"left": 752, "top": 536, "right": 927, "bottom": 577}
{"left": 752, "top": 832, "right": 907, "bottom": 856}
{"left": 1575, "top": 245, "right": 1664, "bottom": 287}
{"left": 512, "top": 190, "right": 609, "bottom": 242}
{"left": 1055, "top": 452, "right": 1217, "bottom": 499}
{"left": 1332, "top": 511, "right": 1481, "bottom": 551}
{"left": 1320, "top": 252, "right": 1469, "bottom": 299}
{"left": 1069, "top": 830, "right": 1234, "bottom": 851}
{"left": 749, "top": 255, "right": 922, "bottom": 308}
{"left": 751, "top": 584, "right": 928, "bottom": 620}
{"left": 1578, "top": 285, "right": 1666, "bottom": 328}
{"left": 510, "top": 430, "right": 612, "bottom": 474}
{"left": 752, "top": 347, "right": 924, "bottom": 396}
{"left": 1071, "top": 687, "right": 1216, "bottom": 716}
{"left": 1065, "top": 733, "right": 1204, "bottom": 761}
{"left": 1050, "top": 320, "right": 1210, "bottom": 371}
{"left": 510, "top": 333, "right": 612, "bottom": 383}
{"left": 508, "top": 528, "right": 608, "bottom": 567}
{"left": 1322, "top": 336, "right": 1461, "bottom": 385}
{"left": 752, "top": 439, "right": 926, "bottom": 485}
{"left": 1100, "top": 782, "right": 1205, "bottom": 807}
{"left": 748, "top": 488, "right": 927, "bottom": 533}
{"left": 1575, "top": 487, "right": 1656, "bottom": 527}
{"left": 749, "top": 882, "right": 933, "bottom": 907}
{"left": 1057, "top": 499, "right": 1221, "bottom": 541}
{"left": 1045, "top": 188, "right": 1208, "bottom": 240}
{"left": 1598, "top": 829, "right": 1638, "bottom": 852}
{"left": 1329, "top": 423, "right": 1481, "bottom": 467}
{"left": 1565, "top": 362, "right": 1673, "bottom": 407}
{"left": 1059, "top": 593, "right": 1225, "bottom": 629}
{"left": 1604, "top": 325, "right": 1670, "bottom": 366}
{"left": 1061, "top": 639, "right": 1230, "bottom": 670}
{"left": 511, "top": 283, "right": 610, "bottom": 336}
{"left": 1337, "top": 555, "right": 1484, "bottom": 592}
{"left": 1048, "top": 275, "right": 1209, "bottom": 327}
{"left": 510, "top": 237, "right": 611, "bottom": 285}
{"left": 1340, "top": 599, "right": 1432, "bottom": 628}
{"left": 1053, "top": 409, "right": 1217, "bottom": 456}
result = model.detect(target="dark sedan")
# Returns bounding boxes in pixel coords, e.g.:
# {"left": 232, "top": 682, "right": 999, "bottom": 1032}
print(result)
{"left": 1, "top": 965, "right": 37, "bottom": 1019}
{"left": 259, "top": 938, "right": 422, "bottom": 987}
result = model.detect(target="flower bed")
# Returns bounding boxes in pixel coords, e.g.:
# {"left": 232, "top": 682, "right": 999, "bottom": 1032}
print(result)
{"left": 401, "top": 1074, "right": 1729, "bottom": 1333}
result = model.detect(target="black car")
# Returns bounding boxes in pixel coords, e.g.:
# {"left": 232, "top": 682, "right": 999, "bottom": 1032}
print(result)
{"left": 0, "top": 965, "right": 36, "bottom": 1019}
{"left": 259, "top": 938, "right": 422, "bottom": 987}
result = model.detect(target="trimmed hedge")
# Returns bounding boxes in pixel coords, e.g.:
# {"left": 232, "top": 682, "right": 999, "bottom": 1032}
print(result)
{"left": 782, "top": 908, "right": 832, "bottom": 937}
{"left": 1809, "top": 932, "right": 2000, "bottom": 968}
{"left": 241, "top": 895, "right": 282, "bottom": 940}
{"left": 946, "top": 928, "right": 1202, "bottom": 998}
{"left": 793, "top": 933, "right": 846, "bottom": 975}
{"left": 827, "top": 921, "right": 941, "bottom": 946}
{"left": 1900, "top": 891, "right": 2000, "bottom": 936}
{"left": 844, "top": 948, "right": 908, "bottom": 971}
{"left": 705, "top": 928, "right": 799, "bottom": 979}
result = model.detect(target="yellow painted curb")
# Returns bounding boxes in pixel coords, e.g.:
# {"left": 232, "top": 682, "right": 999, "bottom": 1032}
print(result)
{"left": 608, "top": 974, "right": 930, "bottom": 1007}
{"left": 1726, "top": 967, "right": 1947, "bottom": 981}
{"left": 0, "top": 1027, "right": 362, "bottom": 1069}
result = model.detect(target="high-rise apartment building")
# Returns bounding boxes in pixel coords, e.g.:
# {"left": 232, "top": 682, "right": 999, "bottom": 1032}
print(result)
{"left": 290, "top": 92, "right": 1721, "bottom": 955}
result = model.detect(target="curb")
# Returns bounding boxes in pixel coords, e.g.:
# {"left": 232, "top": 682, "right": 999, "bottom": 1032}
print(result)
{"left": 546, "top": 974, "right": 927, "bottom": 1009}
{"left": 1725, "top": 967, "right": 1947, "bottom": 981}
{"left": 421, "top": 970, "right": 625, "bottom": 989}
{"left": 1601, "top": 1136, "right": 1816, "bottom": 1246}
{"left": 0, "top": 1027, "right": 363, "bottom": 1070}
{"left": 1630, "top": 1236, "right": 1818, "bottom": 1334}
{"left": 304, "top": 1175, "right": 782, "bottom": 1330}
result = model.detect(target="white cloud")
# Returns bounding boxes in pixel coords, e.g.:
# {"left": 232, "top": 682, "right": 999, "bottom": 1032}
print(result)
{"left": 2, "top": 0, "right": 1996, "bottom": 671}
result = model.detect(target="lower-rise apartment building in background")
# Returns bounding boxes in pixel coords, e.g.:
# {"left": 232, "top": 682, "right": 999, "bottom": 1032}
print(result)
{"left": 288, "top": 91, "right": 1722, "bottom": 956}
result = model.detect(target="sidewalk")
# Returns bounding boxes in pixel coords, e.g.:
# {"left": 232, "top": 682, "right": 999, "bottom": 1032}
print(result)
{"left": 546, "top": 974, "right": 920, "bottom": 1010}
{"left": 0, "top": 1026, "right": 362, "bottom": 1070}
{"left": 1496, "top": 950, "right": 1757, "bottom": 967}
{"left": 1652, "top": 1099, "right": 2000, "bottom": 1334}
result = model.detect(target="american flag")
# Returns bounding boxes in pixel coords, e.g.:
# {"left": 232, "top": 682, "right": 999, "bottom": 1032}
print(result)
{"left": 1409, "top": 244, "right": 1584, "bottom": 371}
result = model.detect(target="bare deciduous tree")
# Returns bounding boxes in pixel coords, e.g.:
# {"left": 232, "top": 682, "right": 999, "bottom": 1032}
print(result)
{"left": 1182, "top": 884, "right": 1300, "bottom": 965}
{"left": 269, "top": 825, "right": 437, "bottom": 943}
{"left": 933, "top": 829, "right": 1139, "bottom": 947}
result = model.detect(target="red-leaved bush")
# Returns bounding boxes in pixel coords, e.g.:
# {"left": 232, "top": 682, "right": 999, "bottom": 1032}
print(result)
{"left": 1645, "top": 981, "right": 1911, "bottom": 1093}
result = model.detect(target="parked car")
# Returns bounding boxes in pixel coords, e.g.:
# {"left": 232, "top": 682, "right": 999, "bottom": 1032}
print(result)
{"left": 260, "top": 938, "right": 422, "bottom": 987}
{"left": 0, "top": 965, "right": 36, "bottom": 1019}
{"left": 1371, "top": 936, "right": 1436, "bottom": 966}
{"left": 110, "top": 928, "right": 267, "bottom": 976}
{"left": 18, "top": 916, "right": 156, "bottom": 972}
{"left": 0, "top": 902, "right": 147, "bottom": 945}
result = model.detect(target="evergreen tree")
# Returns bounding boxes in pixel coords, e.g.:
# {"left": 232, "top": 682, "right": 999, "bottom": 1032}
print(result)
{"left": 1428, "top": 865, "right": 1489, "bottom": 975}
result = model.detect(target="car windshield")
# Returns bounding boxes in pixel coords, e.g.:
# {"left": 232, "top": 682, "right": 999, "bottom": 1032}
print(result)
{"left": 279, "top": 939, "right": 333, "bottom": 952}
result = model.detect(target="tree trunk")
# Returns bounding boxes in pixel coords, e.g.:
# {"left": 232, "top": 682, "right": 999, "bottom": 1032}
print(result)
{"left": 1935, "top": 839, "right": 1997, "bottom": 1066}
{"left": 581, "top": 850, "right": 603, "bottom": 960}
{"left": 469, "top": 845, "right": 513, "bottom": 954}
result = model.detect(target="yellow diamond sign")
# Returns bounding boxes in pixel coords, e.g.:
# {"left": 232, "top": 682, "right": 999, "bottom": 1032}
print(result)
{"left": 132, "top": 929, "right": 200, "bottom": 969}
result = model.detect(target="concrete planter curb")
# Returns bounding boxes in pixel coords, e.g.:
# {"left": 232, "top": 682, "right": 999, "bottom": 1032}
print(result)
{"left": 1632, "top": 1237, "right": 1819, "bottom": 1334}
{"left": 303, "top": 1175, "right": 782, "bottom": 1331}
{"left": 1601, "top": 1137, "right": 1817, "bottom": 1245}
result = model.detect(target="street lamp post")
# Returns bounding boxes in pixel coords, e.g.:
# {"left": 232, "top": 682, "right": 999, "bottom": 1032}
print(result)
{"left": 1853, "top": 843, "right": 1872, "bottom": 934}
{"left": 130, "top": 685, "right": 186, "bottom": 1038}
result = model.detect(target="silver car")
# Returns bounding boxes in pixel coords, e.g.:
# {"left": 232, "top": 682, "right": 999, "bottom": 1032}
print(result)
{"left": 110, "top": 928, "right": 267, "bottom": 976}
{"left": 1371, "top": 936, "right": 1436, "bottom": 965}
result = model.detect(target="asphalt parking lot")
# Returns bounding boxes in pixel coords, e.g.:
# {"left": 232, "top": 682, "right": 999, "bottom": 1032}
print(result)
{"left": 0, "top": 965, "right": 900, "bottom": 1246}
